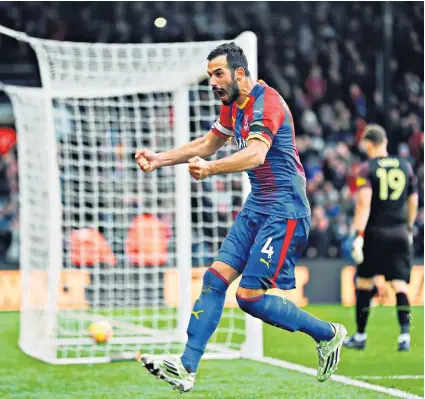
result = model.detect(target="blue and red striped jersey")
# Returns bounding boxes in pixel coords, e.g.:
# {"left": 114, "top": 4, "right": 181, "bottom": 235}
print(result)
{"left": 211, "top": 80, "right": 310, "bottom": 218}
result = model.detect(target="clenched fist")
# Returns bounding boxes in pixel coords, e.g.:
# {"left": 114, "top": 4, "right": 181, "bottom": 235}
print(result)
{"left": 188, "top": 156, "right": 213, "bottom": 181}
{"left": 135, "top": 148, "right": 161, "bottom": 172}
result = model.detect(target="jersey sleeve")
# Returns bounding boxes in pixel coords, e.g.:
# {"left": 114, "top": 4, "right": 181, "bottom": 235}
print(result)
{"left": 406, "top": 162, "right": 418, "bottom": 195}
{"left": 248, "top": 88, "right": 285, "bottom": 148}
{"left": 356, "top": 162, "right": 372, "bottom": 190}
{"left": 211, "top": 104, "right": 233, "bottom": 139}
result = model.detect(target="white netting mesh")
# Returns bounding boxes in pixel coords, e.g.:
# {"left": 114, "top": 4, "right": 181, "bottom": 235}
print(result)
{"left": 33, "top": 38, "right": 226, "bottom": 95}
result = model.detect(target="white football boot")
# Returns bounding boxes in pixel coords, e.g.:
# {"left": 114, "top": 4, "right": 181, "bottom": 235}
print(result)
{"left": 137, "top": 353, "right": 196, "bottom": 394}
{"left": 316, "top": 323, "right": 347, "bottom": 382}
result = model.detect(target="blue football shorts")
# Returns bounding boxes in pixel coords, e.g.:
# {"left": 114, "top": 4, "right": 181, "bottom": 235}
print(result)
{"left": 215, "top": 207, "right": 311, "bottom": 290}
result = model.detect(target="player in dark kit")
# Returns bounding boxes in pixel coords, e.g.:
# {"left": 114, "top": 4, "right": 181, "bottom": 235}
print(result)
{"left": 344, "top": 124, "right": 418, "bottom": 352}
{"left": 136, "top": 42, "right": 347, "bottom": 393}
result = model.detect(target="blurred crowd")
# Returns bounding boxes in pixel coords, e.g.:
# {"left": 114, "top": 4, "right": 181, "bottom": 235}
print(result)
{"left": 0, "top": 1, "right": 423, "bottom": 263}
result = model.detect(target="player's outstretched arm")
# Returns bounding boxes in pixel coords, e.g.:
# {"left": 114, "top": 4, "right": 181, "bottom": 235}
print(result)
{"left": 135, "top": 131, "right": 228, "bottom": 172}
{"left": 187, "top": 139, "right": 268, "bottom": 180}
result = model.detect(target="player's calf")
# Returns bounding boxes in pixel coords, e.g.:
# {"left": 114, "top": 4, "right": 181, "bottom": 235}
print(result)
{"left": 180, "top": 265, "right": 234, "bottom": 374}
{"left": 236, "top": 283, "right": 347, "bottom": 382}
{"left": 394, "top": 288, "right": 411, "bottom": 352}
{"left": 236, "top": 283, "right": 335, "bottom": 342}
{"left": 343, "top": 280, "right": 374, "bottom": 351}
{"left": 354, "top": 287, "right": 374, "bottom": 335}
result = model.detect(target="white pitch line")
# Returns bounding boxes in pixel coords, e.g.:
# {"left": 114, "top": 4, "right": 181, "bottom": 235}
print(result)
{"left": 355, "top": 376, "right": 424, "bottom": 380}
{"left": 254, "top": 356, "right": 423, "bottom": 399}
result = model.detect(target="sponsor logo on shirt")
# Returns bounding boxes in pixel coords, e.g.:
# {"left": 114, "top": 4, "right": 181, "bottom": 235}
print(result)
{"left": 235, "top": 137, "right": 248, "bottom": 150}
{"left": 243, "top": 115, "right": 249, "bottom": 131}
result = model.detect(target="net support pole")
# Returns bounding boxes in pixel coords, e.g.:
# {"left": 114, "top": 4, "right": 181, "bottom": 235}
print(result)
{"left": 236, "top": 31, "right": 264, "bottom": 360}
{"left": 34, "top": 45, "right": 63, "bottom": 356}
{"left": 13, "top": 96, "right": 33, "bottom": 352}
{"left": 173, "top": 88, "right": 192, "bottom": 341}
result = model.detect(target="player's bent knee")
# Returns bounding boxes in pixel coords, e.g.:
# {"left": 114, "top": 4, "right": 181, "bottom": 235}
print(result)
{"left": 236, "top": 281, "right": 266, "bottom": 314}
{"left": 236, "top": 293, "right": 264, "bottom": 314}
{"left": 356, "top": 277, "right": 374, "bottom": 290}
{"left": 391, "top": 279, "right": 408, "bottom": 293}
{"left": 236, "top": 286, "right": 265, "bottom": 299}
{"left": 211, "top": 261, "right": 240, "bottom": 284}
{"left": 203, "top": 267, "right": 231, "bottom": 292}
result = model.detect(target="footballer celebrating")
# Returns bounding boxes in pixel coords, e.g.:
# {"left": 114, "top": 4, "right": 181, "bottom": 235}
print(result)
{"left": 344, "top": 124, "right": 418, "bottom": 352}
{"left": 135, "top": 42, "right": 347, "bottom": 393}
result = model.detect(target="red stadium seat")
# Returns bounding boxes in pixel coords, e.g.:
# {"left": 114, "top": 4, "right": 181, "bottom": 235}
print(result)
{"left": 124, "top": 213, "right": 172, "bottom": 303}
{"left": 125, "top": 213, "right": 171, "bottom": 267}
{"left": 70, "top": 228, "right": 117, "bottom": 267}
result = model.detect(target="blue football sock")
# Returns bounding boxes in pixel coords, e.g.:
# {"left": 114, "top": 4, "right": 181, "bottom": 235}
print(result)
{"left": 237, "top": 294, "right": 334, "bottom": 342}
{"left": 181, "top": 268, "right": 229, "bottom": 373}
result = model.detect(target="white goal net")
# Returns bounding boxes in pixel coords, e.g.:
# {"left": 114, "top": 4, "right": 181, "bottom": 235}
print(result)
{"left": 1, "top": 26, "right": 262, "bottom": 364}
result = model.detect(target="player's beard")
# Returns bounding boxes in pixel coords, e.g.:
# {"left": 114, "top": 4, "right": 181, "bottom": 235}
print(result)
{"left": 222, "top": 78, "right": 240, "bottom": 105}
{"left": 214, "top": 76, "right": 240, "bottom": 106}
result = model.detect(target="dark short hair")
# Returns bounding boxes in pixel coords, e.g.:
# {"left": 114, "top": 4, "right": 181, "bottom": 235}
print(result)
{"left": 362, "top": 124, "right": 387, "bottom": 145}
{"left": 207, "top": 42, "right": 250, "bottom": 77}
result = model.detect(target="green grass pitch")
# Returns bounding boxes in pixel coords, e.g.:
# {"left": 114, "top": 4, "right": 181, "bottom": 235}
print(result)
{"left": 0, "top": 305, "right": 423, "bottom": 398}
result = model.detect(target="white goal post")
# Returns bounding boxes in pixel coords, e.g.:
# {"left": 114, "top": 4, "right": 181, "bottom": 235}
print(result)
{"left": 0, "top": 25, "right": 263, "bottom": 365}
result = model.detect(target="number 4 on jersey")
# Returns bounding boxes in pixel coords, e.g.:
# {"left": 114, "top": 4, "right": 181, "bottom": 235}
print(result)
{"left": 261, "top": 237, "right": 274, "bottom": 259}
